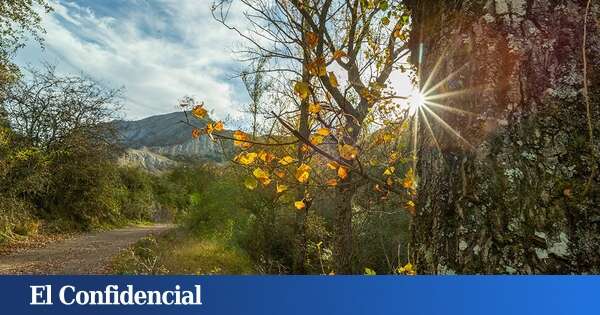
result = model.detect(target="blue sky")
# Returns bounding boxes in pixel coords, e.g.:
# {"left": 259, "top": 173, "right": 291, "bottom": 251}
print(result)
{"left": 15, "top": 0, "right": 416, "bottom": 122}
{"left": 16, "top": 0, "right": 250, "bottom": 121}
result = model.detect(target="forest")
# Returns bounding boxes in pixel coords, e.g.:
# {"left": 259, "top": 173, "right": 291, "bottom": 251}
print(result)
{"left": 0, "top": 0, "right": 598, "bottom": 275}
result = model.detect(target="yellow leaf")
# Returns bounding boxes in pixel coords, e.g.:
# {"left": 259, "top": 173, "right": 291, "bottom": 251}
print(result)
{"left": 398, "top": 262, "right": 416, "bottom": 275}
{"left": 383, "top": 133, "right": 393, "bottom": 142}
{"left": 316, "top": 128, "right": 331, "bottom": 136}
{"left": 294, "top": 81, "right": 310, "bottom": 100}
{"left": 279, "top": 155, "right": 295, "bottom": 166}
{"left": 236, "top": 152, "right": 257, "bottom": 165}
{"left": 406, "top": 200, "right": 416, "bottom": 216}
{"left": 326, "top": 161, "right": 339, "bottom": 170}
{"left": 326, "top": 178, "right": 338, "bottom": 187}
{"left": 310, "top": 135, "right": 324, "bottom": 145}
{"left": 295, "top": 163, "right": 311, "bottom": 183}
{"left": 337, "top": 166, "right": 348, "bottom": 179}
{"left": 192, "top": 104, "right": 208, "bottom": 118}
{"left": 214, "top": 121, "right": 224, "bottom": 131}
{"left": 328, "top": 72, "right": 338, "bottom": 87}
{"left": 333, "top": 50, "right": 347, "bottom": 60}
{"left": 306, "top": 32, "right": 318, "bottom": 49}
{"left": 253, "top": 167, "right": 271, "bottom": 186}
{"left": 338, "top": 144, "right": 358, "bottom": 160}
{"left": 276, "top": 183, "right": 288, "bottom": 193}
{"left": 294, "top": 200, "right": 306, "bottom": 210}
{"left": 244, "top": 177, "right": 258, "bottom": 190}
{"left": 308, "top": 103, "right": 321, "bottom": 114}
{"left": 233, "top": 130, "right": 252, "bottom": 149}
{"left": 258, "top": 151, "right": 275, "bottom": 163}
{"left": 191, "top": 128, "right": 201, "bottom": 139}
{"left": 383, "top": 166, "right": 395, "bottom": 176}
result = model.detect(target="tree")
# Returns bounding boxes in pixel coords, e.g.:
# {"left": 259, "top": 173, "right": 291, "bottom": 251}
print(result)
{"left": 2, "top": 65, "right": 122, "bottom": 149}
{"left": 406, "top": 0, "right": 599, "bottom": 273}
{"left": 191, "top": 0, "right": 417, "bottom": 274}
{"left": 0, "top": 0, "right": 52, "bottom": 125}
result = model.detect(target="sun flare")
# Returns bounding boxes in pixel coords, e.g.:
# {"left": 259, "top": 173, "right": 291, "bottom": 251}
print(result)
{"left": 409, "top": 91, "right": 426, "bottom": 116}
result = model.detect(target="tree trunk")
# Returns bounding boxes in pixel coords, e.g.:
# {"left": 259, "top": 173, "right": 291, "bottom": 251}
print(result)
{"left": 407, "top": 0, "right": 600, "bottom": 274}
{"left": 333, "top": 177, "right": 355, "bottom": 274}
{"left": 292, "top": 20, "right": 311, "bottom": 274}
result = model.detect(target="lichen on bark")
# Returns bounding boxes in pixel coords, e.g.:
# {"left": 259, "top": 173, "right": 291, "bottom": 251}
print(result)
{"left": 407, "top": 0, "right": 600, "bottom": 274}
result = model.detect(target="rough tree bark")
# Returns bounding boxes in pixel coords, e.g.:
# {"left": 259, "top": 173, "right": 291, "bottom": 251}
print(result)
{"left": 407, "top": 0, "right": 600, "bottom": 274}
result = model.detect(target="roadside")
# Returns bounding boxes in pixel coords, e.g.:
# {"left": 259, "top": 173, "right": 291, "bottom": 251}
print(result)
{"left": 0, "top": 224, "right": 174, "bottom": 275}
{"left": 109, "top": 228, "right": 254, "bottom": 275}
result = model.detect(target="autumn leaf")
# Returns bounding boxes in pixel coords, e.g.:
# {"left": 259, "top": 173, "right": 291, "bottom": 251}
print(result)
{"left": 236, "top": 152, "right": 258, "bottom": 165}
{"left": 326, "top": 161, "right": 339, "bottom": 170}
{"left": 214, "top": 121, "right": 224, "bottom": 131}
{"left": 258, "top": 151, "right": 275, "bottom": 163}
{"left": 253, "top": 167, "right": 271, "bottom": 186}
{"left": 294, "top": 81, "right": 310, "bottom": 100}
{"left": 294, "top": 200, "right": 306, "bottom": 210}
{"left": 310, "top": 135, "right": 324, "bottom": 145}
{"left": 276, "top": 183, "right": 288, "bottom": 193}
{"left": 383, "top": 133, "right": 393, "bottom": 143}
{"left": 274, "top": 169, "right": 286, "bottom": 178}
{"left": 403, "top": 168, "right": 415, "bottom": 189}
{"left": 328, "top": 72, "right": 338, "bottom": 87}
{"left": 406, "top": 200, "right": 416, "bottom": 216}
{"left": 402, "top": 177, "right": 413, "bottom": 189}
{"left": 337, "top": 166, "right": 348, "bottom": 179}
{"left": 398, "top": 262, "right": 416, "bottom": 275}
{"left": 308, "top": 103, "right": 321, "bottom": 114}
{"left": 326, "top": 178, "right": 338, "bottom": 187}
{"left": 307, "top": 57, "right": 327, "bottom": 77}
{"left": 333, "top": 50, "right": 347, "bottom": 60}
{"left": 338, "top": 144, "right": 358, "bottom": 160}
{"left": 306, "top": 32, "right": 318, "bottom": 49}
{"left": 244, "top": 177, "right": 258, "bottom": 190}
{"left": 206, "top": 123, "right": 214, "bottom": 134}
{"left": 192, "top": 104, "right": 208, "bottom": 118}
{"left": 316, "top": 128, "right": 331, "bottom": 136}
{"left": 191, "top": 128, "right": 201, "bottom": 139}
{"left": 295, "top": 163, "right": 311, "bottom": 183}
{"left": 233, "top": 130, "right": 252, "bottom": 149}
{"left": 279, "top": 155, "right": 295, "bottom": 166}
{"left": 383, "top": 166, "right": 395, "bottom": 176}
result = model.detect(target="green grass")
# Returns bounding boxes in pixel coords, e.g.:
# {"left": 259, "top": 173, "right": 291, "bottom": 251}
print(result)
{"left": 110, "top": 228, "right": 255, "bottom": 275}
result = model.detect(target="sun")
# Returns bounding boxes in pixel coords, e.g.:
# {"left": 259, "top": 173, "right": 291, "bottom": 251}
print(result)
{"left": 408, "top": 91, "right": 426, "bottom": 116}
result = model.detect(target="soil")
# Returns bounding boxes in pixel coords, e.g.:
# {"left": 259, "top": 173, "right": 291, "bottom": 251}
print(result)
{"left": 0, "top": 224, "right": 174, "bottom": 274}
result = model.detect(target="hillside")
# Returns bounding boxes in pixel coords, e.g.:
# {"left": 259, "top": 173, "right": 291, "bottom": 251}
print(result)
{"left": 114, "top": 111, "right": 231, "bottom": 170}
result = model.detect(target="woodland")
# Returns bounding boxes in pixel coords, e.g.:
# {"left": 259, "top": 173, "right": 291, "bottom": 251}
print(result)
{"left": 1, "top": 0, "right": 598, "bottom": 275}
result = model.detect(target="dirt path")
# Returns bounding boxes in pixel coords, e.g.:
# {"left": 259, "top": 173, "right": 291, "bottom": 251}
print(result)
{"left": 0, "top": 224, "right": 174, "bottom": 274}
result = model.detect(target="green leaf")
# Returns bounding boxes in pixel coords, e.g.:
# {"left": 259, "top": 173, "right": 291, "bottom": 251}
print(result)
{"left": 364, "top": 267, "right": 376, "bottom": 275}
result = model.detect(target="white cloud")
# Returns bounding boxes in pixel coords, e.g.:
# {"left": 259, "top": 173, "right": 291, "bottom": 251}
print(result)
{"left": 16, "top": 0, "right": 249, "bottom": 120}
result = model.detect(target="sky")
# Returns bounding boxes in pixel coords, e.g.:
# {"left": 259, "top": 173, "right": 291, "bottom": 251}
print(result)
{"left": 15, "top": 0, "right": 415, "bottom": 122}
{"left": 15, "top": 0, "right": 250, "bottom": 121}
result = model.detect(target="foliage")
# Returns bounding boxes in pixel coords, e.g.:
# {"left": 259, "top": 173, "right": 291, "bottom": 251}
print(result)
{"left": 111, "top": 231, "right": 254, "bottom": 275}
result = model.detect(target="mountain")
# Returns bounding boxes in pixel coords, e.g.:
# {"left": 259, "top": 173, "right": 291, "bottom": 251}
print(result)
{"left": 114, "top": 111, "right": 230, "bottom": 171}
{"left": 118, "top": 148, "right": 179, "bottom": 172}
